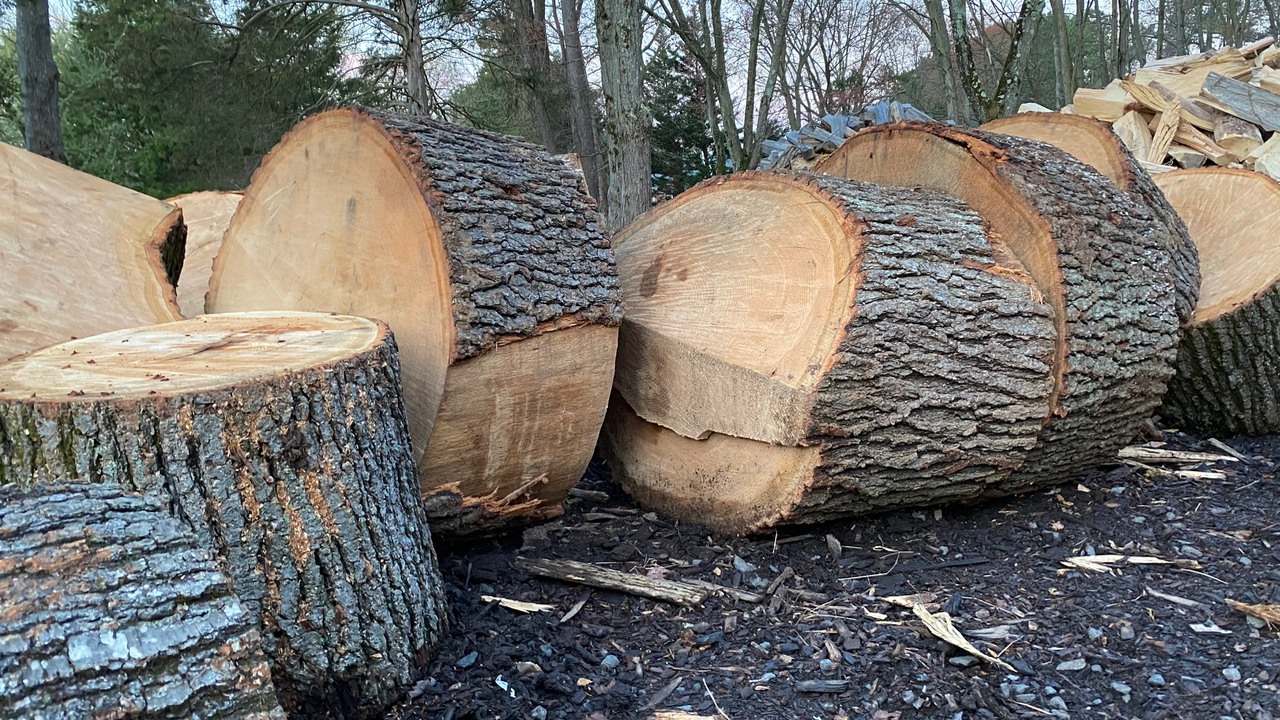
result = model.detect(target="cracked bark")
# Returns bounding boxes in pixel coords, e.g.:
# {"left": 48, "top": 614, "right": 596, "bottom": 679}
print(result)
{"left": 0, "top": 482, "right": 285, "bottom": 720}
{"left": 0, "top": 313, "right": 446, "bottom": 719}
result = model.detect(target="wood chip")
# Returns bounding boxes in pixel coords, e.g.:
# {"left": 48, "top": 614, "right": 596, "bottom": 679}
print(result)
{"left": 1145, "top": 586, "right": 1207, "bottom": 608}
{"left": 1059, "top": 554, "right": 1201, "bottom": 574}
{"left": 911, "top": 604, "right": 1014, "bottom": 671}
{"left": 1118, "top": 446, "right": 1238, "bottom": 463}
{"left": 482, "top": 595, "right": 556, "bottom": 613}
{"left": 560, "top": 597, "right": 589, "bottom": 623}
{"left": 1227, "top": 598, "right": 1280, "bottom": 628}
{"left": 513, "top": 557, "right": 710, "bottom": 607}
{"left": 881, "top": 592, "right": 940, "bottom": 610}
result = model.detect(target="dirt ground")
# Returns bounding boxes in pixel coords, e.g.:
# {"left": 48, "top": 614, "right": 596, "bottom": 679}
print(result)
{"left": 392, "top": 429, "right": 1280, "bottom": 720}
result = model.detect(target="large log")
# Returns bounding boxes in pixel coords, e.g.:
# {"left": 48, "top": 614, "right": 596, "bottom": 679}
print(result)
{"left": 1154, "top": 168, "right": 1280, "bottom": 435}
{"left": 165, "top": 191, "right": 243, "bottom": 317}
{"left": 0, "top": 312, "right": 446, "bottom": 718}
{"left": 979, "top": 112, "right": 1201, "bottom": 326}
{"left": 206, "top": 108, "right": 622, "bottom": 537}
{"left": 605, "top": 171, "right": 1057, "bottom": 533}
{"left": 815, "top": 123, "right": 1181, "bottom": 492}
{"left": 0, "top": 482, "right": 285, "bottom": 720}
{"left": 0, "top": 141, "right": 184, "bottom": 362}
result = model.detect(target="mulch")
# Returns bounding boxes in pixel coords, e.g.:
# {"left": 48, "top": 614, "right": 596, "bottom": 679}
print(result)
{"left": 391, "top": 429, "right": 1280, "bottom": 720}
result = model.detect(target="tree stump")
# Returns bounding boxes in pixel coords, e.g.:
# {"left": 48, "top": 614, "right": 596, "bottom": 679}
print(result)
{"left": 981, "top": 112, "right": 1200, "bottom": 325}
{"left": 0, "top": 482, "right": 285, "bottom": 720}
{"left": 0, "top": 141, "right": 184, "bottom": 362}
{"left": 206, "top": 108, "right": 623, "bottom": 537}
{"left": 165, "top": 191, "right": 243, "bottom": 318}
{"left": 816, "top": 123, "right": 1181, "bottom": 491}
{"left": 1154, "top": 168, "right": 1280, "bottom": 435}
{"left": 0, "top": 312, "right": 447, "bottom": 718}
{"left": 604, "top": 172, "right": 1057, "bottom": 533}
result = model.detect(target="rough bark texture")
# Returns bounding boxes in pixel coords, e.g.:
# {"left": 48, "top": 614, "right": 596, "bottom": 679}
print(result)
{"left": 595, "top": 0, "right": 653, "bottom": 230}
{"left": 15, "top": 0, "right": 66, "bottom": 164}
{"left": 1161, "top": 284, "right": 1280, "bottom": 436}
{"left": 792, "top": 174, "right": 1058, "bottom": 521}
{"left": 0, "top": 483, "right": 285, "bottom": 720}
{"left": 966, "top": 129, "right": 1181, "bottom": 491}
{"left": 367, "top": 108, "right": 622, "bottom": 360}
{"left": 821, "top": 125, "right": 1181, "bottom": 494}
{"left": 0, "top": 331, "right": 446, "bottom": 718}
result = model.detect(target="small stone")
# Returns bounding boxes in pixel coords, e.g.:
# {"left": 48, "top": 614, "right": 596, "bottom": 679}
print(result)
{"left": 949, "top": 655, "right": 980, "bottom": 668}
{"left": 1056, "top": 658, "right": 1087, "bottom": 671}
{"left": 531, "top": 708, "right": 547, "bottom": 720}
{"left": 516, "top": 661, "right": 543, "bottom": 675}
{"left": 1111, "top": 681, "right": 1132, "bottom": 694}
{"left": 903, "top": 690, "right": 917, "bottom": 704}
{"left": 1091, "top": 664, "right": 1102, "bottom": 673}
{"left": 1180, "top": 545, "right": 1203, "bottom": 558}
{"left": 1119, "top": 624, "right": 1136, "bottom": 640}
{"left": 819, "top": 658, "right": 836, "bottom": 673}
{"left": 1239, "top": 556, "right": 1252, "bottom": 567}
{"left": 732, "top": 556, "right": 756, "bottom": 573}
{"left": 1223, "top": 667, "right": 1242, "bottom": 682}
{"left": 1010, "top": 659, "right": 1037, "bottom": 676}
{"left": 1247, "top": 615, "right": 1267, "bottom": 629}
{"left": 1016, "top": 693, "right": 1038, "bottom": 703}
{"left": 1049, "top": 696, "right": 1068, "bottom": 711}
{"left": 601, "top": 654, "right": 620, "bottom": 669}
{"left": 456, "top": 651, "right": 479, "bottom": 668}
{"left": 1148, "top": 673, "right": 1166, "bottom": 686}
{"left": 1087, "top": 628, "right": 1104, "bottom": 640}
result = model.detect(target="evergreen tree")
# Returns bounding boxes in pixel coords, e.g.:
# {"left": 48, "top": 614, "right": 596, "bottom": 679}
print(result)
{"left": 645, "top": 44, "right": 712, "bottom": 196}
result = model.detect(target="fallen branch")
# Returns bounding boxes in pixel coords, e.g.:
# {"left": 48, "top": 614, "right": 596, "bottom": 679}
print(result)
{"left": 513, "top": 557, "right": 710, "bottom": 607}
{"left": 1118, "top": 446, "right": 1238, "bottom": 463}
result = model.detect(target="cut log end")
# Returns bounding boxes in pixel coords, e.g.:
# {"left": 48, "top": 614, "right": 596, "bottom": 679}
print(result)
{"left": 0, "top": 311, "right": 385, "bottom": 402}
{"left": 1155, "top": 168, "right": 1280, "bottom": 435}
{"left": 165, "top": 191, "right": 244, "bottom": 318}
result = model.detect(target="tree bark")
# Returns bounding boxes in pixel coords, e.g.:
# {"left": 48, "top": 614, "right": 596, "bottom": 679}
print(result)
{"left": 560, "top": 0, "right": 604, "bottom": 201}
{"left": 15, "top": 0, "right": 66, "bottom": 164}
{"left": 597, "top": 0, "right": 653, "bottom": 229}
{"left": 0, "top": 313, "right": 447, "bottom": 719}
{"left": 605, "top": 171, "right": 1057, "bottom": 532}
{"left": 0, "top": 483, "right": 286, "bottom": 720}
{"left": 819, "top": 124, "right": 1181, "bottom": 492}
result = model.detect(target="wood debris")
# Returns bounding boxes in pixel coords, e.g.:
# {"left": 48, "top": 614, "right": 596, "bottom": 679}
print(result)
{"left": 911, "top": 604, "right": 1015, "bottom": 671}
{"left": 481, "top": 595, "right": 557, "bottom": 613}
{"left": 1227, "top": 598, "right": 1280, "bottom": 628}
{"left": 1118, "top": 445, "right": 1238, "bottom": 463}
{"left": 513, "top": 557, "right": 711, "bottom": 607}
{"left": 1059, "top": 554, "right": 1201, "bottom": 574}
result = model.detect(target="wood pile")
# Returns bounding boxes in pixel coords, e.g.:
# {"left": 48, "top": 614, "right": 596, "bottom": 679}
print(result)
{"left": 206, "top": 108, "right": 623, "bottom": 538}
{"left": 603, "top": 123, "right": 1185, "bottom": 532}
{"left": 0, "top": 142, "right": 184, "bottom": 363}
{"left": 759, "top": 102, "right": 935, "bottom": 170}
{"left": 1065, "top": 37, "right": 1280, "bottom": 181}
{"left": 0, "top": 312, "right": 447, "bottom": 718}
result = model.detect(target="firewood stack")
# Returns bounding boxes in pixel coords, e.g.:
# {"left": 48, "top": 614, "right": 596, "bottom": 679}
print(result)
{"left": 1065, "top": 37, "right": 1280, "bottom": 180}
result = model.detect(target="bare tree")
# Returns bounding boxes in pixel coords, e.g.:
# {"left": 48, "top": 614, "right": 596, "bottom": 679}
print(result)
{"left": 559, "top": 0, "right": 607, "bottom": 201}
{"left": 1049, "top": 0, "right": 1075, "bottom": 106}
{"left": 510, "top": 0, "right": 563, "bottom": 151}
{"left": 16, "top": 0, "right": 66, "bottom": 163}
{"left": 597, "top": 0, "right": 652, "bottom": 229}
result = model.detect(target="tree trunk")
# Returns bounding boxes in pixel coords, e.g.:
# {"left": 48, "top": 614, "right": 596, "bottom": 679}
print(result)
{"left": 0, "top": 483, "right": 286, "bottom": 720}
{"left": 924, "top": 0, "right": 962, "bottom": 122}
{"left": 560, "top": 0, "right": 604, "bottom": 201}
{"left": 991, "top": 0, "right": 1045, "bottom": 118}
{"left": 165, "top": 191, "right": 243, "bottom": 318}
{"left": 207, "top": 108, "right": 622, "bottom": 538}
{"left": 980, "top": 113, "right": 1200, "bottom": 326}
{"left": 1050, "top": 0, "right": 1075, "bottom": 107}
{"left": 510, "top": 0, "right": 562, "bottom": 152}
{"left": 1155, "top": 169, "right": 1280, "bottom": 435}
{"left": 0, "top": 141, "right": 184, "bottom": 364}
{"left": 0, "top": 313, "right": 447, "bottom": 718}
{"left": 597, "top": 0, "right": 653, "bottom": 228}
{"left": 818, "top": 124, "right": 1181, "bottom": 492}
{"left": 15, "top": 0, "right": 65, "bottom": 164}
{"left": 947, "top": 0, "right": 988, "bottom": 124}
{"left": 604, "top": 171, "right": 1057, "bottom": 532}
{"left": 1264, "top": 0, "right": 1279, "bottom": 40}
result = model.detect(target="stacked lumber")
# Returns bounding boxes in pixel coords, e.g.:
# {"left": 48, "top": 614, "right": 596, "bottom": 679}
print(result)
{"left": 0, "top": 483, "right": 286, "bottom": 720}
{"left": 0, "top": 142, "right": 184, "bottom": 362}
{"left": 207, "top": 108, "right": 623, "bottom": 538}
{"left": 1153, "top": 169, "right": 1280, "bottom": 435}
{"left": 1066, "top": 37, "right": 1280, "bottom": 181}
{"left": 0, "top": 312, "right": 447, "bottom": 718}
{"left": 165, "top": 191, "right": 243, "bottom": 317}
{"left": 603, "top": 138, "right": 1182, "bottom": 532}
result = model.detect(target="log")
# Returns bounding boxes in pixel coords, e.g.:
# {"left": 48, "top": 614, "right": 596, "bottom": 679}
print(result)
{"left": 165, "top": 191, "right": 243, "bottom": 317}
{"left": 606, "top": 171, "right": 1058, "bottom": 532}
{"left": 816, "top": 123, "right": 1182, "bottom": 492}
{"left": 1172, "top": 121, "right": 1237, "bottom": 165}
{"left": 0, "top": 312, "right": 446, "bottom": 718}
{"left": 1200, "top": 72, "right": 1280, "bottom": 132}
{"left": 1112, "top": 110, "right": 1155, "bottom": 158}
{"left": 1072, "top": 82, "right": 1139, "bottom": 121}
{"left": 0, "top": 482, "right": 285, "bottom": 720}
{"left": 1212, "top": 115, "right": 1264, "bottom": 160}
{"left": 1153, "top": 169, "right": 1280, "bottom": 435}
{"left": 206, "top": 107, "right": 622, "bottom": 537}
{"left": 0, "top": 141, "right": 184, "bottom": 362}
{"left": 979, "top": 113, "right": 1200, "bottom": 326}
{"left": 1168, "top": 145, "right": 1207, "bottom": 168}
{"left": 1148, "top": 102, "right": 1181, "bottom": 163}
{"left": 1135, "top": 58, "right": 1254, "bottom": 99}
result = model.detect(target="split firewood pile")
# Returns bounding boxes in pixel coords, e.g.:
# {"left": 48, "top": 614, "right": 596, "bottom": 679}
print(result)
{"left": 1065, "top": 36, "right": 1280, "bottom": 179}
{"left": 758, "top": 100, "right": 935, "bottom": 170}
{"left": 2, "top": 97, "right": 1280, "bottom": 718}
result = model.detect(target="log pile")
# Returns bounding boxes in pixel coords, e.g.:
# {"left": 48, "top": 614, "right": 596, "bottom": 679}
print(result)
{"left": 207, "top": 108, "right": 622, "bottom": 538}
{"left": 603, "top": 124, "right": 1184, "bottom": 533}
{"left": 1065, "top": 37, "right": 1280, "bottom": 181}
{"left": 0, "top": 312, "right": 446, "bottom": 718}
{"left": 0, "top": 142, "right": 184, "bottom": 362}
{"left": 0, "top": 483, "right": 286, "bottom": 720}
{"left": 759, "top": 102, "right": 935, "bottom": 171}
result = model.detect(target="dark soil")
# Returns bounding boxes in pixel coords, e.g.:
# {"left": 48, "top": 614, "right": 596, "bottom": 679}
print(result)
{"left": 392, "top": 430, "right": 1280, "bottom": 720}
